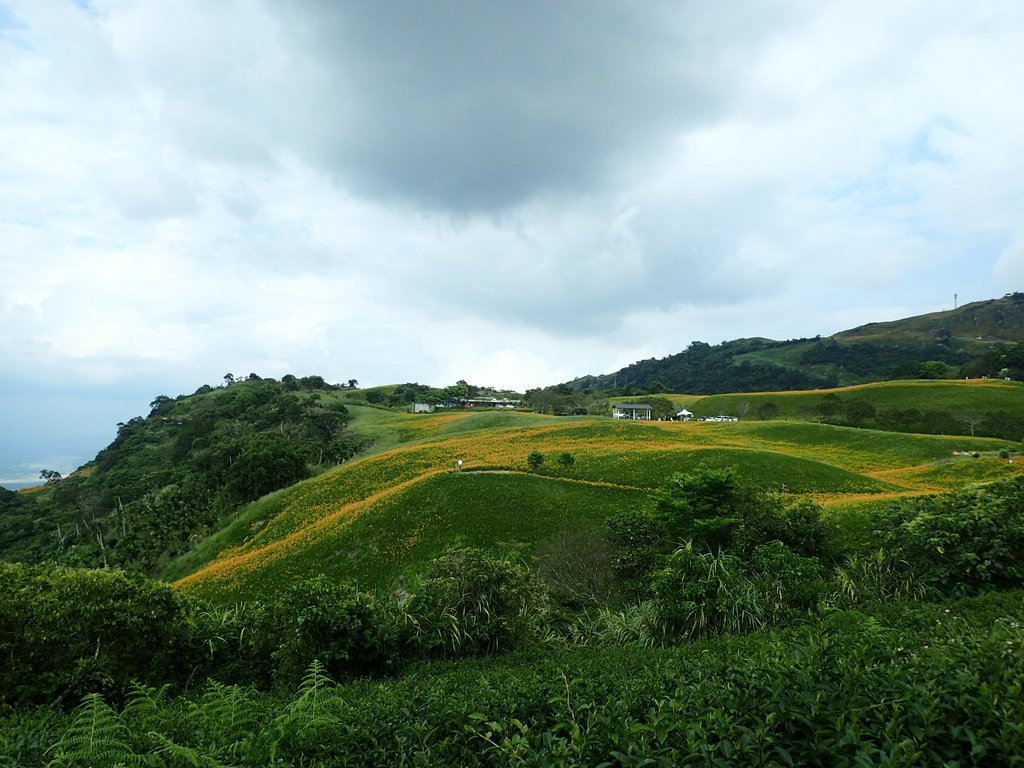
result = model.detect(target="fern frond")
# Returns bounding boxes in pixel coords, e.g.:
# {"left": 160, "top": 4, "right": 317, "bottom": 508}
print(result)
{"left": 149, "top": 731, "right": 227, "bottom": 768}
{"left": 46, "top": 692, "right": 143, "bottom": 768}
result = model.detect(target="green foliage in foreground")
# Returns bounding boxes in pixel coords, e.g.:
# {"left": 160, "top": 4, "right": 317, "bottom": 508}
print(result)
{"left": 6, "top": 475, "right": 1024, "bottom": 764}
{"left": 6, "top": 593, "right": 1024, "bottom": 767}
{"left": 871, "top": 474, "right": 1024, "bottom": 596}
{"left": 0, "top": 565, "right": 194, "bottom": 711}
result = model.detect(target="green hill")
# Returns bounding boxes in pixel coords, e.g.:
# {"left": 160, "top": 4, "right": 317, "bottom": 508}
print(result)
{"left": 561, "top": 293, "right": 1024, "bottom": 395}
{"left": 173, "top": 398, "right": 1024, "bottom": 601}
{"left": 0, "top": 376, "right": 369, "bottom": 572}
{"left": 6, "top": 373, "right": 1023, "bottom": 597}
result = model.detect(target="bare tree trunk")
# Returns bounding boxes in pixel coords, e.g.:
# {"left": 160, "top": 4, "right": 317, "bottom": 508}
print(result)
{"left": 97, "top": 531, "right": 108, "bottom": 568}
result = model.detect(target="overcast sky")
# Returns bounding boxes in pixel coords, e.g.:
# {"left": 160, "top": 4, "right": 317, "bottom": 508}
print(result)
{"left": 2, "top": 0, "right": 1023, "bottom": 487}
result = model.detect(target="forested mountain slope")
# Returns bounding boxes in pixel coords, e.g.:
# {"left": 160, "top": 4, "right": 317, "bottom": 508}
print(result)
{"left": 0, "top": 376, "right": 367, "bottom": 573}
{"left": 561, "top": 293, "right": 1024, "bottom": 395}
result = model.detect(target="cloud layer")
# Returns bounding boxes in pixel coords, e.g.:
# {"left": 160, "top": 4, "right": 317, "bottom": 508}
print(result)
{"left": 1, "top": 0, "right": 1022, "bottom": 481}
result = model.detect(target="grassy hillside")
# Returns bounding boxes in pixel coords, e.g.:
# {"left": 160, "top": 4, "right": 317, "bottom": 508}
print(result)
{"left": 837, "top": 293, "right": 1024, "bottom": 344}
{"left": 174, "top": 394, "right": 1024, "bottom": 600}
{"left": 671, "top": 377, "right": 1024, "bottom": 422}
{"left": 564, "top": 293, "right": 1024, "bottom": 393}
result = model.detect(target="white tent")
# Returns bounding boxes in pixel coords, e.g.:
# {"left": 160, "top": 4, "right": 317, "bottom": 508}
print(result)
{"left": 676, "top": 409, "right": 693, "bottom": 420}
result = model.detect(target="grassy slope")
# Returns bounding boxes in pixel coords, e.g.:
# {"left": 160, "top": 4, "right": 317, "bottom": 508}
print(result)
{"left": 671, "top": 378, "right": 1024, "bottom": 420}
{"left": 173, "top": 386, "right": 1024, "bottom": 600}
{"left": 732, "top": 295, "right": 1024, "bottom": 383}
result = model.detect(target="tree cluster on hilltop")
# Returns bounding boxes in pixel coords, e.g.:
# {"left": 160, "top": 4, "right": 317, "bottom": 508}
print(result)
{"left": 563, "top": 338, "right": 839, "bottom": 397}
{"left": 361, "top": 379, "right": 521, "bottom": 408}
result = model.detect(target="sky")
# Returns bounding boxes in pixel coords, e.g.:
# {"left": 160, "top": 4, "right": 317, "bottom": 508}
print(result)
{"left": 2, "top": 0, "right": 1023, "bottom": 488}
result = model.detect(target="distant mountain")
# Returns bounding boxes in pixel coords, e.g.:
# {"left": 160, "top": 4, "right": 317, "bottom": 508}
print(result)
{"left": 559, "top": 293, "right": 1024, "bottom": 396}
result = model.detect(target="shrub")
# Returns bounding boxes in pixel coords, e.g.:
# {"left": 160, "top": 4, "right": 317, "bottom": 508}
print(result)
{"left": 832, "top": 549, "right": 930, "bottom": 605}
{"left": 535, "top": 527, "right": 620, "bottom": 608}
{"left": 651, "top": 466, "right": 747, "bottom": 550}
{"left": 527, "top": 451, "right": 545, "bottom": 470}
{"left": 555, "top": 451, "right": 575, "bottom": 468}
{"left": 188, "top": 600, "right": 281, "bottom": 688}
{"left": 272, "top": 577, "right": 401, "bottom": 686}
{"left": 748, "top": 540, "right": 827, "bottom": 614}
{"left": 734, "top": 495, "right": 832, "bottom": 559}
{"left": 223, "top": 434, "right": 309, "bottom": 504}
{"left": 606, "top": 511, "right": 669, "bottom": 592}
{"left": 650, "top": 544, "right": 768, "bottom": 640}
{"left": 407, "top": 547, "right": 546, "bottom": 658}
{"left": 0, "top": 563, "right": 193, "bottom": 710}
{"left": 876, "top": 476, "right": 1024, "bottom": 596}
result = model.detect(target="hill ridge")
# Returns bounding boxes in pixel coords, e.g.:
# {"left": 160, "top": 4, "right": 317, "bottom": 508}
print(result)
{"left": 556, "top": 293, "right": 1024, "bottom": 396}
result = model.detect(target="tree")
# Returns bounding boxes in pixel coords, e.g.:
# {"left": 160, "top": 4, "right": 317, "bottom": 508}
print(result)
{"left": 816, "top": 393, "right": 843, "bottom": 420}
{"left": 918, "top": 361, "right": 950, "bottom": 379}
{"left": 652, "top": 466, "right": 746, "bottom": 551}
{"left": 556, "top": 452, "right": 575, "bottom": 468}
{"left": 223, "top": 373, "right": 235, "bottom": 386}
{"left": 646, "top": 396, "right": 677, "bottom": 420}
{"left": 148, "top": 395, "right": 173, "bottom": 415}
{"left": 756, "top": 402, "right": 779, "bottom": 421}
{"left": 842, "top": 398, "right": 876, "bottom": 427}
{"left": 960, "top": 412, "right": 984, "bottom": 437}
{"left": 527, "top": 451, "right": 545, "bottom": 470}
{"left": 347, "top": 379, "right": 359, "bottom": 389}
{"left": 442, "top": 381, "right": 470, "bottom": 403}
{"left": 39, "top": 469, "right": 62, "bottom": 485}
{"left": 223, "top": 435, "right": 309, "bottom": 504}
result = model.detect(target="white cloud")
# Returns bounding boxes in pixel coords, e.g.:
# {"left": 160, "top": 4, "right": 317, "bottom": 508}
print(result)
{"left": 2, "top": 0, "right": 1023, "bottom": 480}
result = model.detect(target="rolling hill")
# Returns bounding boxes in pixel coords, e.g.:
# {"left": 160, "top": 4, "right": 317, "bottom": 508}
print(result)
{"left": 561, "top": 292, "right": 1024, "bottom": 394}
{"left": 171, "top": 382, "right": 1024, "bottom": 601}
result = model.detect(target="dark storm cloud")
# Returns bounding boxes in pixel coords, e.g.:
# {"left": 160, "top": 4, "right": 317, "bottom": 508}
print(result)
{"left": 287, "top": 1, "right": 781, "bottom": 212}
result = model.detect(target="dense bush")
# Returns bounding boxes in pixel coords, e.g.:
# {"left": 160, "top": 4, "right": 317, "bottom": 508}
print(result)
{"left": 0, "top": 563, "right": 193, "bottom": 711}
{"left": 9, "top": 593, "right": 1024, "bottom": 767}
{"left": 272, "top": 577, "right": 402, "bottom": 685}
{"left": 652, "top": 466, "right": 746, "bottom": 549}
{"left": 650, "top": 541, "right": 825, "bottom": 640}
{"left": 651, "top": 545, "right": 768, "bottom": 639}
{"left": 733, "top": 495, "right": 832, "bottom": 559}
{"left": 189, "top": 600, "right": 282, "bottom": 688}
{"left": 406, "top": 547, "right": 547, "bottom": 658}
{"left": 874, "top": 475, "right": 1024, "bottom": 596}
{"left": 223, "top": 434, "right": 310, "bottom": 504}
{"left": 526, "top": 450, "right": 545, "bottom": 470}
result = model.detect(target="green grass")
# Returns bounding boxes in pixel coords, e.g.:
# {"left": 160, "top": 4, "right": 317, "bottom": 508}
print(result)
{"left": 576, "top": 446, "right": 902, "bottom": 494}
{"left": 180, "top": 472, "right": 642, "bottom": 599}
{"left": 170, "top": 382, "right": 1024, "bottom": 602}
{"left": 675, "top": 378, "right": 1024, "bottom": 421}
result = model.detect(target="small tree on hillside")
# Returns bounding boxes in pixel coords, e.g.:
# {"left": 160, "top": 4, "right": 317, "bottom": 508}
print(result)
{"left": 527, "top": 451, "right": 545, "bottom": 471}
{"left": 39, "top": 469, "right": 62, "bottom": 485}
{"left": 652, "top": 466, "right": 747, "bottom": 551}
